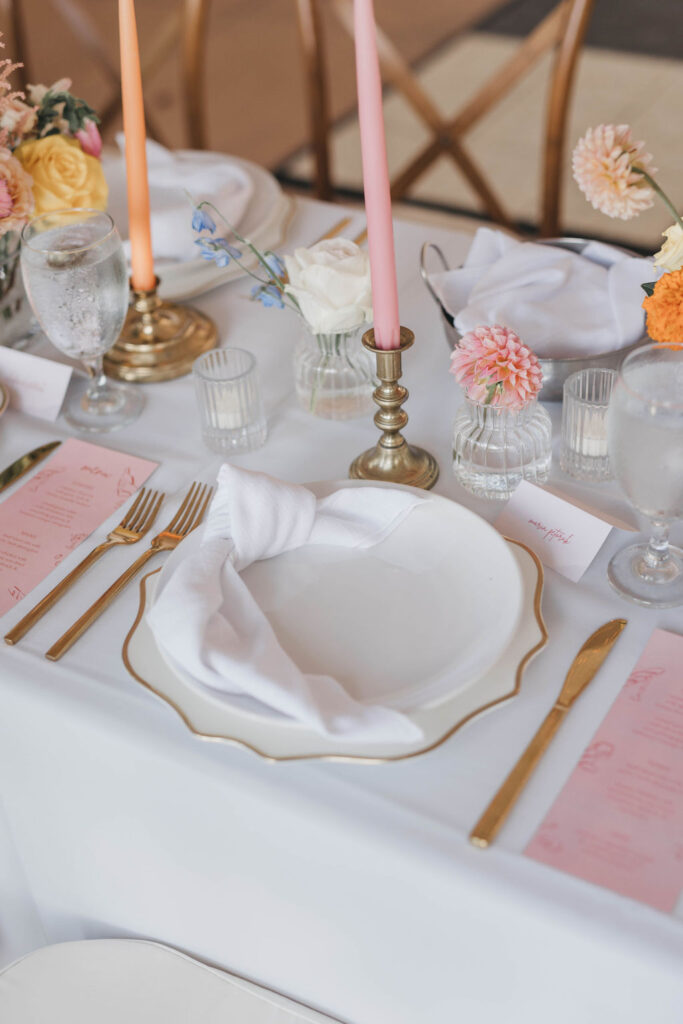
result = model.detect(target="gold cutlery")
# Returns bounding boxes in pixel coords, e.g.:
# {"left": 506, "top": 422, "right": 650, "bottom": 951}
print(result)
{"left": 0, "top": 441, "right": 61, "bottom": 494}
{"left": 353, "top": 226, "right": 368, "bottom": 246}
{"left": 45, "top": 481, "right": 214, "bottom": 661}
{"left": 315, "top": 215, "right": 352, "bottom": 243}
{"left": 4, "top": 487, "right": 164, "bottom": 646}
{"left": 469, "top": 618, "right": 627, "bottom": 849}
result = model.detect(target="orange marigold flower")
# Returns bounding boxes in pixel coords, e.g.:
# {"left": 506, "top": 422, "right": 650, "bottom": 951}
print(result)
{"left": 642, "top": 270, "right": 683, "bottom": 345}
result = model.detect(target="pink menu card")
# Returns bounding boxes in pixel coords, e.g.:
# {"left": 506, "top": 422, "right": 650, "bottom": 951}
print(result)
{"left": 526, "top": 629, "right": 683, "bottom": 912}
{"left": 0, "top": 438, "right": 156, "bottom": 617}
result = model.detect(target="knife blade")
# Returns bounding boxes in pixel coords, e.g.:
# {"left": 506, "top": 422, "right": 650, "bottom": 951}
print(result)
{"left": 469, "top": 618, "right": 627, "bottom": 848}
{"left": 0, "top": 441, "right": 61, "bottom": 494}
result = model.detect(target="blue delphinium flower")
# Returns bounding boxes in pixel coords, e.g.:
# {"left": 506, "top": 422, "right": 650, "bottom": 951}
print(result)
{"left": 263, "top": 252, "right": 285, "bottom": 278}
{"left": 251, "top": 283, "right": 284, "bottom": 309}
{"left": 194, "top": 236, "right": 243, "bottom": 267}
{"left": 192, "top": 207, "right": 216, "bottom": 234}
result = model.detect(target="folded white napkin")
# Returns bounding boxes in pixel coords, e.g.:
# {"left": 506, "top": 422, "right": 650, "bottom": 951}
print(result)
{"left": 147, "top": 466, "right": 424, "bottom": 744}
{"left": 430, "top": 227, "right": 655, "bottom": 358}
{"left": 113, "top": 137, "right": 254, "bottom": 262}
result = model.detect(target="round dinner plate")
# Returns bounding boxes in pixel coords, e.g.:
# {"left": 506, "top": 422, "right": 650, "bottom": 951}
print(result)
{"left": 103, "top": 150, "right": 292, "bottom": 302}
{"left": 155, "top": 483, "right": 524, "bottom": 713}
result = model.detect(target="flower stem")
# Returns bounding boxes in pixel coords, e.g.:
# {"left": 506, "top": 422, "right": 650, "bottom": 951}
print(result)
{"left": 633, "top": 168, "right": 683, "bottom": 229}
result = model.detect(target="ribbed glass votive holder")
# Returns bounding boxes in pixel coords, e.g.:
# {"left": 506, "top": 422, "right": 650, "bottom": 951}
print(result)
{"left": 193, "top": 348, "right": 267, "bottom": 454}
{"left": 560, "top": 368, "right": 616, "bottom": 481}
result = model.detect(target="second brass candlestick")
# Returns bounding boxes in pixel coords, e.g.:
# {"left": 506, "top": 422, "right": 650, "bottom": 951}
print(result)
{"left": 349, "top": 327, "right": 439, "bottom": 490}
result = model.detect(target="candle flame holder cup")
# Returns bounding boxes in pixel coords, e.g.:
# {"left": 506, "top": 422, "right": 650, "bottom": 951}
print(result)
{"left": 104, "top": 277, "right": 218, "bottom": 382}
{"left": 349, "top": 327, "right": 439, "bottom": 490}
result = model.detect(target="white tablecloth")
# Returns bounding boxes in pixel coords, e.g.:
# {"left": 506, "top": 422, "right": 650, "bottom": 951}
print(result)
{"left": 1, "top": 198, "right": 682, "bottom": 1023}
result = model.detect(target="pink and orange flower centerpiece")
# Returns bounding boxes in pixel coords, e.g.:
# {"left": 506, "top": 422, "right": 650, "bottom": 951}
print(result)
{"left": 572, "top": 124, "right": 683, "bottom": 346}
{"left": 0, "top": 38, "right": 107, "bottom": 344}
{"left": 449, "top": 324, "right": 551, "bottom": 500}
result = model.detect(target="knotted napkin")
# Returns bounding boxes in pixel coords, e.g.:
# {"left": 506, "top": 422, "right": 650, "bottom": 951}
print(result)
{"left": 111, "top": 138, "right": 254, "bottom": 262}
{"left": 430, "top": 227, "right": 655, "bottom": 358}
{"left": 147, "top": 466, "right": 424, "bottom": 743}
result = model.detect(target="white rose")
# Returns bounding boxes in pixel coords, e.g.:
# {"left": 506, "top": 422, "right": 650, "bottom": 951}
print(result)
{"left": 284, "top": 238, "right": 373, "bottom": 334}
{"left": 653, "top": 223, "right": 683, "bottom": 273}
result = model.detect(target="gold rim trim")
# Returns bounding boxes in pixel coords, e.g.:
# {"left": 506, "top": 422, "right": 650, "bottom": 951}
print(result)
{"left": 121, "top": 538, "right": 547, "bottom": 764}
{"left": 0, "top": 381, "right": 8, "bottom": 418}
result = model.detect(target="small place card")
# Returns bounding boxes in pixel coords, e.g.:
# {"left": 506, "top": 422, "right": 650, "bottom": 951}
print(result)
{"left": 0, "top": 346, "right": 72, "bottom": 421}
{"left": 495, "top": 480, "right": 613, "bottom": 582}
{"left": 526, "top": 629, "right": 683, "bottom": 912}
{"left": 0, "top": 437, "right": 156, "bottom": 617}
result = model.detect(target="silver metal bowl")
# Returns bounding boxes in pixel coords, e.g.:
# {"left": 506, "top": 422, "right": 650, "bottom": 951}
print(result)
{"left": 420, "top": 237, "right": 648, "bottom": 401}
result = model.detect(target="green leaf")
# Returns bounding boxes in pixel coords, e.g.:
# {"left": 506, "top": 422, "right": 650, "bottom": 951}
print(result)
{"left": 641, "top": 281, "right": 656, "bottom": 296}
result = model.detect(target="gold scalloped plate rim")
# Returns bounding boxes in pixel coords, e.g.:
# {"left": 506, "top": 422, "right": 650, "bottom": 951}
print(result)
{"left": 121, "top": 537, "right": 547, "bottom": 764}
{"left": 0, "top": 381, "right": 9, "bottom": 420}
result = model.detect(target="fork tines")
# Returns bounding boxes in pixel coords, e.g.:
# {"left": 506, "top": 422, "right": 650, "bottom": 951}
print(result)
{"left": 162, "top": 480, "right": 214, "bottom": 538}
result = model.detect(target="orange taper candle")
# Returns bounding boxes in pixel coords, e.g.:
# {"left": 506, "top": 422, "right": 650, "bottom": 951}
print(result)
{"left": 118, "top": 0, "right": 155, "bottom": 291}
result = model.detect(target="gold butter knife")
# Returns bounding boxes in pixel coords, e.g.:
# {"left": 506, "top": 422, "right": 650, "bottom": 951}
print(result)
{"left": 470, "top": 618, "right": 627, "bottom": 848}
{"left": 0, "top": 441, "right": 61, "bottom": 494}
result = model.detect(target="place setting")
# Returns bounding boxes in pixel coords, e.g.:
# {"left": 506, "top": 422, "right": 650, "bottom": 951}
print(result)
{"left": 1, "top": 1, "right": 683, "bottom": 1020}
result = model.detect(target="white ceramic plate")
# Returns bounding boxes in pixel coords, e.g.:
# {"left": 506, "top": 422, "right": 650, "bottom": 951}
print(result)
{"left": 123, "top": 537, "right": 545, "bottom": 763}
{"left": 103, "top": 150, "right": 292, "bottom": 302}
{"left": 155, "top": 484, "right": 524, "bottom": 712}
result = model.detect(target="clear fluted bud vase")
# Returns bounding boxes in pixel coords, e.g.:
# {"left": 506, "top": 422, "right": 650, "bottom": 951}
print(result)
{"left": 294, "top": 326, "right": 376, "bottom": 419}
{"left": 452, "top": 398, "right": 552, "bottom": 499}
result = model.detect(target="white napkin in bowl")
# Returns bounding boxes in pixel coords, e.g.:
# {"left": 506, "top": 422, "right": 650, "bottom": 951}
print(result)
{"left": 430, "top": 227, "right": 655, "bottom": 358}
{"left": 147, "top": 466, "right": 424, "bottom": 744}
{"left": 111, "top": 137, "right": 254, "bottom": 262}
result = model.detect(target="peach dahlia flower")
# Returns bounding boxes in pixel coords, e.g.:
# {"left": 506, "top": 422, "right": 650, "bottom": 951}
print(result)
{"left": 449, "top": 324, "right": 543, "bottom": 410}
{"left": 0, "top": 146, "right": 33, "bottom": 236}
{"left": 572, "top": 124, "right": 656, "bottom": 220}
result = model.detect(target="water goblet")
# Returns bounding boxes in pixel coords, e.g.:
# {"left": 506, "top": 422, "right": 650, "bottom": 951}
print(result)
{"left": 607, "top": 342, "right": 683, "bottom": 607}
{"left": 21, "top": 208, "right": 143, "bottom": 433}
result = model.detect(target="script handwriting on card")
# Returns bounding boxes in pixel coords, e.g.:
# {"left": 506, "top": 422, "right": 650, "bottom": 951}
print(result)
{"left": 527, "top": 518, "right": 574, "bottom": 545}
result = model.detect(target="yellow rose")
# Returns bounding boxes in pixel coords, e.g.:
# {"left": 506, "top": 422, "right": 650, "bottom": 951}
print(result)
{"left": 653, "top": 223, "right": 683, "bottom": 273}
{"left": 15, "top": 134, "right": 108, "bottom": 217}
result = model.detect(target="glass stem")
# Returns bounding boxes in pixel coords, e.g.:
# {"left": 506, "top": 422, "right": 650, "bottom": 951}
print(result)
{"left": 644, "top": 520, "right": 671, "bottom": 570}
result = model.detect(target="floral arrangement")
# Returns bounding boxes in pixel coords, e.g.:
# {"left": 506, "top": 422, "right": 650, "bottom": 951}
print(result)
{"left": 191, "top": 199, "right": 373, "bottom": 336}
{"left": 572, "top": 124, "right": 683, "bottom": 344}
{"left": 449, "top": 324, "right": 543, "bottom": 410}
{"left": 0, "top": 37, "right": 107, "bottom": 245}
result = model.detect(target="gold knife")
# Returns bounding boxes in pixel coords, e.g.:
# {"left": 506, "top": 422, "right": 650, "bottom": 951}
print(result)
{"left": 470, "top": 618, "right": 627, "bottom": 848}
{"left": 0, "top": 441, "right": 61, "bottom": 494}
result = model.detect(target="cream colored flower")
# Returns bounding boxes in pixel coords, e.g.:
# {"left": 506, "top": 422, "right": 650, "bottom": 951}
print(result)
{"left": 0, "top": 146, "right": 33, "bottom": 236}
{"left": 284, "top": 238, "right": 373, "bottom": 334}
{"left": 26, "top": 78, "right": 72, "bottom": 106}
{"left": 653, "top": 223, "right": 683, "bottom": 273}
{"left": 0, "top": 95, "right": 36, "bottom": 139}
{"left": 572, "top": 124, "right": 656, "bottom": 220}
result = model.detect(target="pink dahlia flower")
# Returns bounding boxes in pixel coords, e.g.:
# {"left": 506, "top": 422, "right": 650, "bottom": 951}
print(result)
{"left": 572, "top": 124, "right": 656, "bottom": 220}
{"left": 449, "top": 324, "right": 543, "bottom": 410}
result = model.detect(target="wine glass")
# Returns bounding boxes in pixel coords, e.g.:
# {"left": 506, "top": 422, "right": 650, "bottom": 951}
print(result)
{"left": 607, "top": 342, "right": 683, "bottom": 607}
{"left": 21, "top": 208, "right": 143, "bottom": 433}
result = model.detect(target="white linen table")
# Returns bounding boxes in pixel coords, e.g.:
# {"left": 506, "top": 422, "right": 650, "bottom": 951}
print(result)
{"left": 1, "top": 197, "right": 682, "bottom": 1023}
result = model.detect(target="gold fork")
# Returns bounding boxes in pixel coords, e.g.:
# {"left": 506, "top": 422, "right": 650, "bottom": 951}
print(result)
{"left": 4, "top": 488, "right": 165, "bottom": 646}
{"left": 45, "top": 481, "right": 215, "bottom": 662}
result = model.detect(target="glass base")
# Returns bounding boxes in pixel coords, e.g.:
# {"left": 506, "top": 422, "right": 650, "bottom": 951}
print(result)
{"left": 64, "top": 377, "right": 144, "bottom": 433}
{"left": 201, "top": 421, "right": 268, "bottom": 454}
{"left": 608, "top": 541, "right": 683, "bottom": 608}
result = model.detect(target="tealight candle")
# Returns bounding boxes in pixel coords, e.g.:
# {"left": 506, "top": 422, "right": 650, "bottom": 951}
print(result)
{"left": 560, "top": 367, "right": 616, "bottom": 481}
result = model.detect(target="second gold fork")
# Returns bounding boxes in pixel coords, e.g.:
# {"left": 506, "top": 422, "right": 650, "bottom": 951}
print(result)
{"left": 45, "top": 481, "right": 214, "bottom": 661}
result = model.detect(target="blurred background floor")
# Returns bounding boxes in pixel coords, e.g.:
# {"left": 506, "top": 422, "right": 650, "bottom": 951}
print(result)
{"left": 2, "top": 0, "right": 681, "bottom": 247}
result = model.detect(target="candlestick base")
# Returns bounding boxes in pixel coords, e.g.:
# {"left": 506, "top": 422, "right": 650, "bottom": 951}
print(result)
{"left": 349, "top": 327, "right": 439, "bottom": 490}
{"left": 104, "top": 278, "right": 218, "bottom": 383}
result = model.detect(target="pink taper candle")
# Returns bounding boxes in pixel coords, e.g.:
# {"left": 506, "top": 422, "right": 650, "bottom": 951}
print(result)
{"left": 353, "top": 0, "right": 400, "bottom": 349}
{"left": 118, "top": 0, "right": 155, "bottom": 291}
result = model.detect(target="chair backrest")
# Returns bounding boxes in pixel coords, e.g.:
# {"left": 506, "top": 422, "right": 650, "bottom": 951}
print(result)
{"left": 1, "top": 0, "right": 211, "bottom": 149}
{"left": 296, "top": 0, "right": 596, "bottom": 237}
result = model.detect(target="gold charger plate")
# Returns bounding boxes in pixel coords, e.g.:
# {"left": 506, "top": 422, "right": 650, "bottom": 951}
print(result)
{"left": 0, "top": 381, "right": 8, "bottom": 419}
{"left": 122, "top": 538, "right": 547, "bottom": 764}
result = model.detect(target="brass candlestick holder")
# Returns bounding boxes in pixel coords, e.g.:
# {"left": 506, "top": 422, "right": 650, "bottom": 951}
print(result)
{"left": 104, "top": 277, "right": 218, "bottom": 383}
{"left": 349, "top": 327, "right": 439, "bottom": 490}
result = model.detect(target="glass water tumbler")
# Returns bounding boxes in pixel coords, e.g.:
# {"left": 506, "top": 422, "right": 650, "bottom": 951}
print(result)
{"left": 193, "top": 348, "right": 268, "bottom": 454}
{"left": 452, "top": 398, "right": 552, "bottom": 500}
{"left": 560, "top": 368, "right": 616, "bottom": 481}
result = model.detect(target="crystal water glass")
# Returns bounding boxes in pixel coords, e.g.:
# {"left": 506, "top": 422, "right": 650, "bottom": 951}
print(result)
{"left": 607, "top": 343, "right": 683, "bottom": 607}
{"left": 560, "top": 368, "right": 616, "bottom": 481}
{"left": 21, "top": 208, "right": 143, "bottom": 433}
{"left": 193, "top": 348, "right": 267, "bottom": 454}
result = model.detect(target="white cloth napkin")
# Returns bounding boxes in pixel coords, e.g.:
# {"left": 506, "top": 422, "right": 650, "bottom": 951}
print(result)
{"left": 430, "top": 227, "right": 655, "bottom": 358}
{"left": 147, "top": 466, "right": 424, "bottom": 744}
{"left": 113, "top": 137, "right": 254, "bottom": 262}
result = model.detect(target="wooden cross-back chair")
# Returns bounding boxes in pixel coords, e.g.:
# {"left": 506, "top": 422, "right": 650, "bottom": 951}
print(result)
{"left": 295, "top": 0, "right": 595, "bottom": 237}
{"left": 1, "top": 0, "right": 211, "bottom": 150}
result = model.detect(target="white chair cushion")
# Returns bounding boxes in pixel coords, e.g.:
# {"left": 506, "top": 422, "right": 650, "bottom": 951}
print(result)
{"left": 0, "top": 939, "right": 345, "bottom": 1023}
